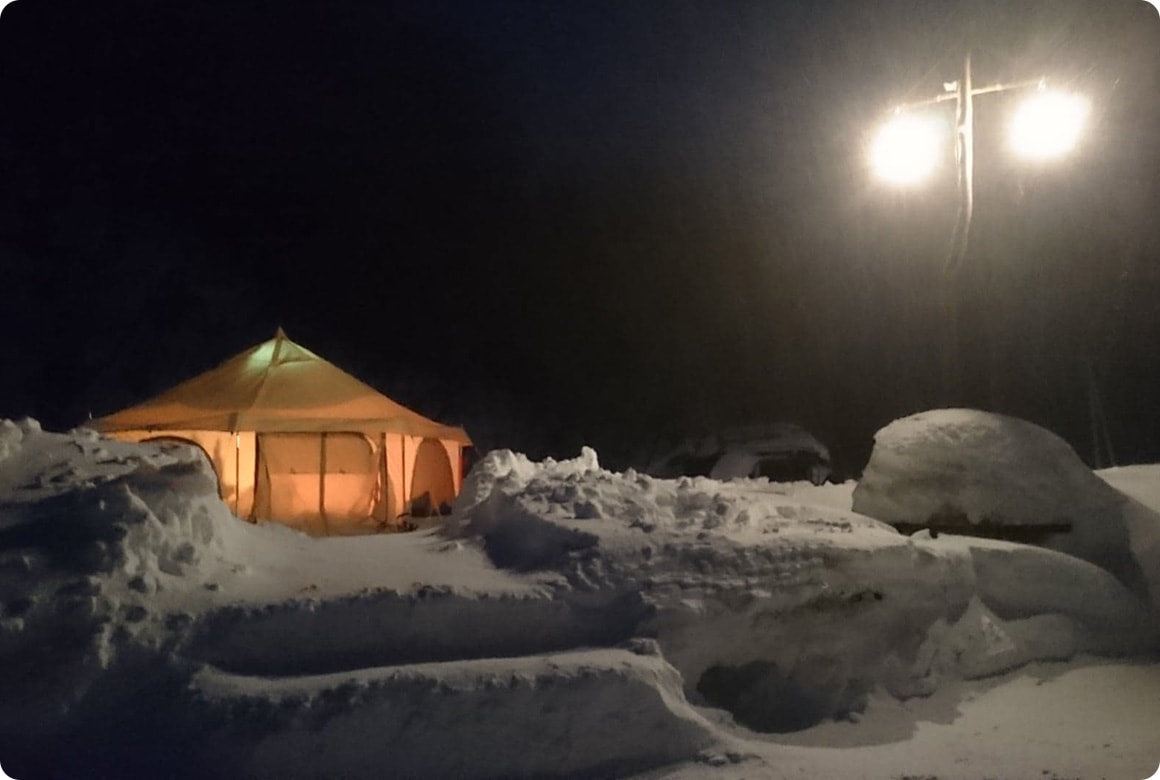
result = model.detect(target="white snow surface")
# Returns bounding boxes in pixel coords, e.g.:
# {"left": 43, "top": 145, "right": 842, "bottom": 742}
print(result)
{"left": 853, "top": 408, "right": 1160, "bottom": 604}
{"left": 0, "top": 419, "right": 1158, "bottom": 779}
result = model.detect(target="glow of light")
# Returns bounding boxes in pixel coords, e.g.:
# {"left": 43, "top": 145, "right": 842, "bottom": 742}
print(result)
{"left": 1009, "top": 91, "right": 1089, "bottom": 160}
{"left": 869, "top": 113, "right": 946, "bottom": 185}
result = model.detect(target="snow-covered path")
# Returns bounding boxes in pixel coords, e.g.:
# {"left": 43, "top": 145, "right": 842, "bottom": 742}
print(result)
{"left": 637, "top": 658, "right": 1160, "bottom": 780}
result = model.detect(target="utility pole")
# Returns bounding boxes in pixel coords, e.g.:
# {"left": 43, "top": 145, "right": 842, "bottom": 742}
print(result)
{"left": 948, "top": 53, "right": 975, "bottom": 275}
{"left": 942, "top": 54, "right": 975, "bottom": 403}
{"left": 884, "top": 58, "right": 1043, "bottom": 404}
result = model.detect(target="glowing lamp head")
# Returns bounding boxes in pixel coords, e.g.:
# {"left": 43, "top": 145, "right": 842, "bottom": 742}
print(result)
{"left": 869, "top": 113, "right": 946, "bottom": 185}
{"left": 1009, "top": 91, "right": 1089, "bottom": 160}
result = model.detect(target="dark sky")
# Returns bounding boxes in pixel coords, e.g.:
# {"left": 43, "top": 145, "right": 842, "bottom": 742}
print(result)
{"left": 1, "top": 0, "right": 1158, "bottom": 475}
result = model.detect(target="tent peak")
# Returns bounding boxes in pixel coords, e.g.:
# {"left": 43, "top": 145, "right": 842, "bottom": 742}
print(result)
{"left": 93, "top": 328, "right": 471, "bottom": 444}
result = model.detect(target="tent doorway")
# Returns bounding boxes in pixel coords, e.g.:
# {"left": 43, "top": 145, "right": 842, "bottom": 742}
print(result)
{"left": 255, "top": 432, "right": 379, "bottom": 534}
{"left": 409, "top": 438, "right": 455, "bottom": 516}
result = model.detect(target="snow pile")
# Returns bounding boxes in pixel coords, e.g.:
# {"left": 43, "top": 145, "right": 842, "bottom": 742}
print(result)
{"left": 0, "top": 424, "right": 721, "bottom": 779}
{"left": 922, "top": 596, "right": 1077, "bottom": 679}
{"left": 191, "top": 647, "right": 717, "bottom": 780}
{"left": 852, "top": 408, "right": 1158, "bottom": 603}
{"left": 451, "top": 444, "right": 1159, "bottom": 734}
{"left": 0, "top": 420, "right": 242, "bottom": 737}
{"left": 1099, "top": 465, "right": 1160, "bottom": 607}
{"left": 1, "top": 420, "right": 1157, "bottom": 779}
{"left": 1099, "top": 464, "right": 1160, "bottom": 511}
{"left": 0, "top": 418, "right": 28, "bottom": 462}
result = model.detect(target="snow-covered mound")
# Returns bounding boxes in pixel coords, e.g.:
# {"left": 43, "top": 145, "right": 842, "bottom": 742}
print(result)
{"left": 451, "top": 446, "right": 1159, "bottom": 733}
{"left": 191, "top": 647, "right": 717, "bottom": 780}
{"left": 0, "top": 418, "right": 240, "bottom": 736}
{"left": 1098, "top": 464, "right": 1160, "bottom": 512}
{"left": 852, "top": 409, "right": 1158, "bottom": 603}
{"left": 644, "top": 423, "right": 831, "bottom": 483}
{"left": 1097, "top": 466, "right": 1160, "bottom": 619}
{"left": 0, "top": 422, "right": 721, "bottom": 779}
{"left": 2, "top": 421, "right": 1157, "bottom": 779}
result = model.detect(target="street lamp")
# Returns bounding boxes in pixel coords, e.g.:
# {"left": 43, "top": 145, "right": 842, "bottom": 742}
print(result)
{"left": 868, "top": 54, "right": 1088, "bottom": 404}
{"left": 869, "top": 112, "right": 948, "bottom": 185}
{"left": 872, "top": 84, "right": 1085, "bottom": 183}
{"left": 869, "top": 55, "right": 1088, "bottom": 266}
{"left": 1009, "top": 90, "right": 1089, "bottom": 160}
{"left": 870, "top": 85, "right": 1087, "bottom": 183}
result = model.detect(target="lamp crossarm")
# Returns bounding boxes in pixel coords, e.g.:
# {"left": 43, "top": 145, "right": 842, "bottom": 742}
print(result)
{"left": 887, "top": 77, "right": 1045, "bottom": 113}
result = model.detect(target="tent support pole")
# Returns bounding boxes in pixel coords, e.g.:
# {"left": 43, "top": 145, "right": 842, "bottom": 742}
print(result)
{"left": 234, "top": 432, "right": 241, "bottom": 516}
{"left": 252, "top": 435, "right": 263, "bottom": 522}
{"left": 378, "top": 433, "right": 389, "bottom": 526}
{"left": 319, "top": 433, "right": 329, "bottom": 535}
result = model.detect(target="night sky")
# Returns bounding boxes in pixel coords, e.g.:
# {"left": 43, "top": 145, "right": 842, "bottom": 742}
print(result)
{"left": 1, "top": 0, "right": 1158, "bottom": 476}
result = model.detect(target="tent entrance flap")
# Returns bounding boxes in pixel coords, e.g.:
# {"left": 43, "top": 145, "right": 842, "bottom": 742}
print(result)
{"left": 255, "top": 433, "right": 380, "bottom": 533}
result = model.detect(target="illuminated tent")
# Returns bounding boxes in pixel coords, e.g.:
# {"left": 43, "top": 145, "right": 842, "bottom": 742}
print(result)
{"left": 93, "top": 329, "right": 471, "bottom": 535}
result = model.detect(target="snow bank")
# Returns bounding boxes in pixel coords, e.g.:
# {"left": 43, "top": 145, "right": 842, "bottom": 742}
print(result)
{"left": 0, "top": 418, "right": 34, "bottom": 463}
{"left": 191, "top": 647, "right": 718, "bottom": 780}
{"left": 450, "top": 444, "right": 1158, "bottom": 734}
{"left": 2, "top": 422, "right": 1157, "bottom": 779}
{"left": 852, "top": 409, "right": 1157, "bottom": 602}
{"left": 1099, "top": 465, "right": 1160, "bottom": 609}
{"left": 0, "top": 422, "right": 241, "bottom": 736}
{"left": 0, "top": 425, "right": 717, "bottom": 779}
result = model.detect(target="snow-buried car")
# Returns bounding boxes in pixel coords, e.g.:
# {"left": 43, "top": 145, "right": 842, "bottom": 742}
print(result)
{"left": 642, "top": 423, "right": 832, "bottom": 485}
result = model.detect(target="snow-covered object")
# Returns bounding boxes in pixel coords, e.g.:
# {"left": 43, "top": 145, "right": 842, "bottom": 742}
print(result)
{"left": 452, "top": 445, "right": 1158, "bottom": 732}
{"left": 890, "top": 596, "right": 1074, "bottom": 683}
{"left": 191, "top": 648, "right": 718, "bottom": 780}
{"left": 714, "top": 423, "right": 831, "bottom": 460}
{"left": 852, "top": 409, "right": 1155, "bottom": 602}
{"left": 0, "top": 418, "right": 34, "bottom": 463}
{"left": 645, "top": 423, "right": 831, "bottom": 483}
{"left": 1098, "top": 465, "right": 1160, "bottom": 512}
{"left": 1097, "top": 465, "right": 1160, "bottom": 614}
{"left": 2, "top": 422, "right": 1157, "bottom": 779}
{"left": 0, "top": 423, "right": 238, "bottom": 736}
{"left": 0, "top": 426, "right": 715, "bottom": 778}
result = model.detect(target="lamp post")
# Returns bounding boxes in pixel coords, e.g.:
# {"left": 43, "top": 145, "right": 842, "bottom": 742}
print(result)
{"left": 868, "top": 54, "right": 1088, "bottom": 401}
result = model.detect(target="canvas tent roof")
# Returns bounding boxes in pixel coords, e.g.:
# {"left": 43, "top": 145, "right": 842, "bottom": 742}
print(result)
{"left": 93, "top": 329, "right": 471, "bottom": 443}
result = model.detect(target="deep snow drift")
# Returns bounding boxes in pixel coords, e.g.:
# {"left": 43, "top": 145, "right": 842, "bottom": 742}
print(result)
{"left": 0, "top": 415, "right": 1158, "bottom": 779}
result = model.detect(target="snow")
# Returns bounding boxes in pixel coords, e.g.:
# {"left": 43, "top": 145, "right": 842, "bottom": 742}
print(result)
{"left": 1098, "top": 464, "right": 1160, "bottom": 608}
{"left": 0, "top": 416, "right": 1159, "bottom": 779}
{"left": 853, "top": 408, "right": 1159, "bottom": 603}
{"left": 643, "top": 423, "right": 831, "bottom": 482}
{"left": 640, "top": 658, "right": 1160, "bottom": 780}
{"left": 191, "top": 648, "right": 717, "bottom": 780}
